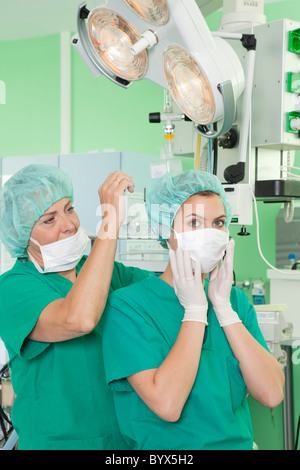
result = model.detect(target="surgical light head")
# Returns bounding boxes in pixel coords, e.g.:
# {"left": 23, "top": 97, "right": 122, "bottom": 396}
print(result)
{"left": 0, "top": 164, "right": 74, "bottom": 258}
{"left": 163, "top": 44, "right": 215, "bottom": 125}
{"left": 87, "top": 7, "right": 149, "bottom": 82}
{"left": 123, "top": 0, "right": 170, "bottom": 25}
{"left": 74, "top": 0, "right": 245, "bottom": 137}
{"left": 145, "top": 170, "right": 233, "bottom": 247}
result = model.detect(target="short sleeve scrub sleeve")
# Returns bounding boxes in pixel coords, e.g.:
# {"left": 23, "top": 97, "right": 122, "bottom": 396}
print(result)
{"left": 0, "top": 257, "right": 137, "bottom": 449}
{"left": 0, "top": 260, "right": 62, "bottom": 360}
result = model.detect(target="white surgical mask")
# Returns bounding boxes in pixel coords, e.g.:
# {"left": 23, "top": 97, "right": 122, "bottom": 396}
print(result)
{"left": 27, "top": 226, "right": 90, "bottom": 274}
{"left": 174, "top": 228, "right": 229, "bottom": 273}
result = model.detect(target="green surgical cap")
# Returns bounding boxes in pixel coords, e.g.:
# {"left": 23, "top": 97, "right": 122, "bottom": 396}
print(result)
{"left": 146, "top": 170, "right": 232, "bottom": 246}
{"left": 0, "top": 164, "right": 73, "bottom": 258}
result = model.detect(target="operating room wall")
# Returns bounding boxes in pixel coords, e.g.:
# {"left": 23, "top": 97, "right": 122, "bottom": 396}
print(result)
{"left": 0, "top": 0, "right": 299, "bottom": 450}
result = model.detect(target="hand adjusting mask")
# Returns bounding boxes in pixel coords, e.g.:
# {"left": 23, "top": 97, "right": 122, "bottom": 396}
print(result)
{"left": 173, "top": 228, "right": 229, "bottom": 273}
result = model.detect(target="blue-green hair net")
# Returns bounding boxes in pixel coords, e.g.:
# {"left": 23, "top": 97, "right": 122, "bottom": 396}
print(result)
{"left": 146, "top": 170, "right": 233, "bottom": 247}
{"left": 0, "top": 164, "right": 73, "bottom": 258}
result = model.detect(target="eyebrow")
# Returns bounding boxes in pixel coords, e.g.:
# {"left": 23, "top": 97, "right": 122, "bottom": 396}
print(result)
{"left": 184, "top": 213, "right": 204, "bottom": 219}
{"left": 185, "top": 213, "right": 226, "bottom": 219}
{"left": 41, "top": 201, "right": 72, "bottom": 218}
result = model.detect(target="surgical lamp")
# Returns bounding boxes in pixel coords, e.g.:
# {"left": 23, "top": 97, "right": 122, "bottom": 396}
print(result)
{"left": 73, "top": 0, "right": 245, "bottom": 138}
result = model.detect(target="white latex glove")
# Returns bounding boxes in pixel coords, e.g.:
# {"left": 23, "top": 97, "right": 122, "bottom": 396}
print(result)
{"left": 207, "top": 239, "right": 242, "bottom": 327}
{"left": 170, "top": 248, "right": 208, "bottom": 324}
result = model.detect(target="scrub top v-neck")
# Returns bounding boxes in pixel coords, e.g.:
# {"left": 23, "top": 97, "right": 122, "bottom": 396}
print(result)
{"left": 0, "top": 256, "right": 151, "bottom": 450}
{"left": 103, "top": 275, "right": 270, "bottom": 450}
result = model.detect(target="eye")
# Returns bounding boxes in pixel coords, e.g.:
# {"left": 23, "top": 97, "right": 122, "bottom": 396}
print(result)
{"left": 188, "top": 217, "right": 201, "bottom": 228}
{"left": 66, "top": 206, "right": 74, "bottom": 213}
{"left": 43, "top": 217, "right": 55, "bottom": 225}
{"left": 213, "top": 219, "right": 225, "bottom": 227}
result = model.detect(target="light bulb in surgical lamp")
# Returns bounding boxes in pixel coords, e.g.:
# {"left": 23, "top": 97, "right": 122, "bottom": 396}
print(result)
{"left": 88, "top": 7, "right": 148, "bottom": 81}
{"left": 163, "top": 45, "right": 215, "bottom": 125}
{"left": 123, "top": 0, "right": 169, "bottom": 25}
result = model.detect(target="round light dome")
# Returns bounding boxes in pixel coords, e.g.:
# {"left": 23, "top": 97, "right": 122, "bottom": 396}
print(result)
{"left": 88, "top": 7, "right": 149, "bottom": 81}
{"left": 123, "top": 0, "right": 169, "bottom": 25}
{"left": 163, "top": 44, "right": 215, "bottom": 125}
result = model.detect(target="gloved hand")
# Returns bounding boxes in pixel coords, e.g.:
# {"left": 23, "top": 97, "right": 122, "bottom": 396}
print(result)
{"left": 207, "top": 239, "right": 241, "bottom": 327}
{"left": 170, "top": 248, "right": 208, "bottom": 324}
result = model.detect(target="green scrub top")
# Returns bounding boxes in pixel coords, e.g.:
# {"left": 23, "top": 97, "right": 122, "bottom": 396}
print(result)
{"left": 0, "top": 256, "right": 152, "bottom": 450}
{"left": 102, "top": 275, "right": 270, "bottom": 450}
